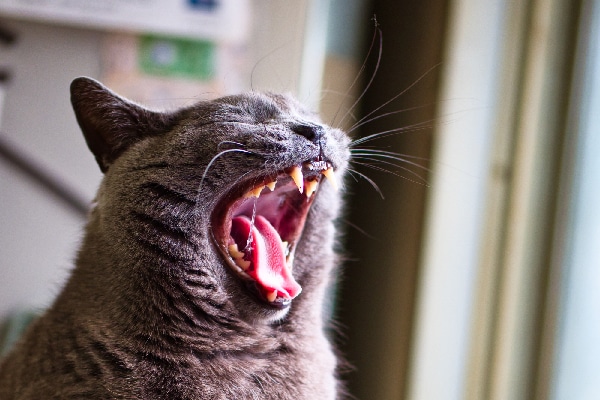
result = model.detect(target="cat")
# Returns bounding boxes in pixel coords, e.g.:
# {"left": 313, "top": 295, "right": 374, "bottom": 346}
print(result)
{"left": 0, "top": 77, "right": 350, "bottom": 399}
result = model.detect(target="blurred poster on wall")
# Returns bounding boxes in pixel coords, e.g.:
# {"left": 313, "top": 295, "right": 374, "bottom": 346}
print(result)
{"left": 0, "top": 0, "right": 250, "bottom": 42}
{"left": 100, "top": 32, "right": 249, "bottom": 107}
{"left": 0, "top": 0, "right": 254, "bottom": 108}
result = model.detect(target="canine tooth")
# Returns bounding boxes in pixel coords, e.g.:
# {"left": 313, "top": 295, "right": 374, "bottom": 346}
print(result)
{"left": 266, "top": 290, "right": 277, "bottom": 302}
{"left": 281, "top": 241, "right": 289, "bottom": 256}
{"left": 287, "top": 250, "right": 295, "bottom": 269}
{"left": 304, "top": 179, "right": 318, "bottom": 198}
{"left": 244, "top": 186, "right": 264, "bottom": 199}
{"left": 228, "top": 244, "right": 245, "bottom": 259}
{"left": 266, "top": 180, "right": 277, "bottom": 191}
{"left": 322, "top": 168, "right": 338, "bottom": 191}
{"left": 234, "top": 257, "right": 251, "bottom": 271}
{"left": 289, "top": 166, "right": 304, "bottom": 193}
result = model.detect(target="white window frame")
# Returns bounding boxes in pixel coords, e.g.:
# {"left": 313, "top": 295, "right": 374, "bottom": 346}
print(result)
{"left": 407, "top": 0, "right": 584, "bottom": 398}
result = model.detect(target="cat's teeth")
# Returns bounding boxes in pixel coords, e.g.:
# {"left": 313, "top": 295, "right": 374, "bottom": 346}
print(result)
{"left": 281, "top": 241, "right": 289, "bottom": 257}
{"left": 244, "top": 185, "right": 264, "bottom": 199}
{"left": 228, "top": 244, "right": 251, "bottom": 271}
{"left": 321, "top": 168, "right": 338, "bottom": 191}
{"left": 266, "top": 180, "right": 277, "bottom": 191}
{"left": 228, "top": 244, "right": 245, "bottom": 259}
{"left": 304, "top": 179, "right": 318, "bottom": 198}
{"left": 289, "top": 166, "right": 304, "bottom": 193}
{"left": 234, "top": 257, "right": 251, "bottom": 271}
{"left": 266, "top": 290, "right": 278, "bottom": 302}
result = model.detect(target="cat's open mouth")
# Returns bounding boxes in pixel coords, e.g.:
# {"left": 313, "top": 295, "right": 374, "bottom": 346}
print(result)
{"left": 211, "top": 160, "right": 338, "bottom": 308}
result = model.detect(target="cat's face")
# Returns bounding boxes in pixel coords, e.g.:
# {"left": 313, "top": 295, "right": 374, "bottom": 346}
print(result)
{"left": 71, "top": 78, "right": 350, "bottom": 323}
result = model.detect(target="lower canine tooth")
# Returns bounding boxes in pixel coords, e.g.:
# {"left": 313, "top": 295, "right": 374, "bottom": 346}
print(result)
{"left": 289, "top": 166, "right": 304, "bottom": 193}
{"left": 266, "top": 290, "right": 277, "bottom": 302}
{"left": 234, "top": 258, "right": 251, "bottom": 271}
{"left": 281, "top": 241, "right": 289, "bottom": 256}
{"left": 228, "top": 244, "right": 245, "bottom": 259}
{"left": 322, "top": 168, "right": 338, "bottom": 191}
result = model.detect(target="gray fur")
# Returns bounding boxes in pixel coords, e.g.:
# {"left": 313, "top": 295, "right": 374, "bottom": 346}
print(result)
{"left": 0, "top": 78, "right": 349, "bottom": 399}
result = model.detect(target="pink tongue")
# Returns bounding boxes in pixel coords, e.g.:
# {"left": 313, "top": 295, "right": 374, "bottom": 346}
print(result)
{"left": 231, "top": 215, "right": 302, "bottom": 300}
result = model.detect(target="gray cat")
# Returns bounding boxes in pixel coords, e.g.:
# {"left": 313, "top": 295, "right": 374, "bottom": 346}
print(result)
{"left": 0, "top": 77, "right": 349, "bottom": 399}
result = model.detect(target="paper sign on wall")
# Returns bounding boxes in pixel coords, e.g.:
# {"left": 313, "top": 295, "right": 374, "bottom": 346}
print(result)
{"left": 0, "top": 0, "right": 249, "bottom": 42}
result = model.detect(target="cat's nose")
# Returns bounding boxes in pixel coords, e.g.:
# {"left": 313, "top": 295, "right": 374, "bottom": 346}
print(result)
{"left": 291, "top": 123, "right": 324, "bottom": 143}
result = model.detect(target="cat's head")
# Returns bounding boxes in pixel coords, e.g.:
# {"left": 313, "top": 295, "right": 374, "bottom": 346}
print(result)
{"left": 70, "top": 77, "right": 349, "bottom": 323}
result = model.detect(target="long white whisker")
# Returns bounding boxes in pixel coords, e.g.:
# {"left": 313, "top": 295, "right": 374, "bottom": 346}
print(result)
{"left": 331, "top": 22, "right": 382, "bottom": 128}
{"left": 217, "top": 141, "right": 247, "bottom": 150}
{"left": 350, "top": 121, "right": 434, "bottom": 147}
{"left": 348, "top": 63, "right": 441, "bottom": 132}
{"left": 351, "top": 148, "right": 430, "bottom": 161}
{"left": 197, "top": 148, "right": 254, "bottom": 198}
{"left": 336, "top": 24, "right": 383, "bottom": 129}
{"left": 347, "top": 103, "right": 436, "bottom": 134}
{"left": 340, "top": 218, "right": 378, "bottom": 240}
{"left": 350, "top": 108, "right": 465, "bottom": 147}
{"left": 351, "top": 157, "right": 429, "bottom": 184}
{"left": 350, "top": 152, "right": 430, "bottom": 172}
{"left": 347, "top": 168, "right": 385, "bottom": 199}
{"left": 352, "top": 157, "right": 423, "bottom": 178}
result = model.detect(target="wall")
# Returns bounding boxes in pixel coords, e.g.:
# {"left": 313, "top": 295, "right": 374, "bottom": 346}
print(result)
{"left": 0, "top": 20, "right": 103, "bottom": 320}
{"left": 0, "top": 0, "right": 323, "bottom": 323}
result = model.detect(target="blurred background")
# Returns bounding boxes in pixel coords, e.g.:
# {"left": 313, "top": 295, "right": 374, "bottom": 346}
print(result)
{"left": 1, "top": 0, "right": 599, "bottom": 399}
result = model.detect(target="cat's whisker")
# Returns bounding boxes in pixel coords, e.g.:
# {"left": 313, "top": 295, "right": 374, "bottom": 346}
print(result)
{"left": 349, "top": 118, "right": 436, "bottom": 147}
{"left": 351, "top": 147, "right": 430, "bottom": 161}
{"left": 350, "top": 157, "right": 428, "bottom": 182}
{"left": 329, "top": 22, "right": 378, "bottom": 127}
{"left": 347, "top": 103, "right": 438, "bottom": 134}
{"left": 348, "top": 63, "right": 441, "bottom": 133}
{"left": 340, "top": 218, "right": 378, "bottom": 240}
{"left": 346, "top": 170, "right": 360, "bottom": 183}
{"left": 350, "top": 157, "right": 429, "bottom": 185}
{"left": 351, "top": 160, "right": 430, "bottom": 187}
{"left": 217, "top": 141, "right": 247, "bottom": 150}
{"left": 320, "top": 88, "right": 356, "bottom": 100}
{"left": 350, "top": 150, "right": 431, "bottom": 172}
{"left": 197, "top": 148, "right": 255, "bottom": 197}
{"left": 249, "top": 42, "right": 290, "bottom": 92}
{"left": 346, "top": 167, "right": 384, "bottom": 199}
{"left": 332, "top": 21, "right": 383, "bottom": 129}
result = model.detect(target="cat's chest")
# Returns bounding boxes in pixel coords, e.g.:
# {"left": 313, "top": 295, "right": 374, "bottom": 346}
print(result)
{"left": 137, "top": 334, "right": 337, "bottom": 399}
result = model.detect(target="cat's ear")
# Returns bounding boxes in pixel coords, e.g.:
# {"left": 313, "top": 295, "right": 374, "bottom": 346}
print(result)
{"left": 70, "top": 77, "right": 173, "bottom": 173}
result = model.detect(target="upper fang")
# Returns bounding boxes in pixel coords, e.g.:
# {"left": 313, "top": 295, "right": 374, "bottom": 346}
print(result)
{"left": 244, "top": 186, "right": 264, "bottom": 198}
{"left": 289, "top": 166, "right": 304, "bottom": 193}
{"left": 322, "top": 168, "right": 338, "bottom": 191}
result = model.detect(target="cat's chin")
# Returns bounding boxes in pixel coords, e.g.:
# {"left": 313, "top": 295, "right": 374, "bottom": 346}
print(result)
{"left": 211, "top": 159, "right": 339, "bottom": 310}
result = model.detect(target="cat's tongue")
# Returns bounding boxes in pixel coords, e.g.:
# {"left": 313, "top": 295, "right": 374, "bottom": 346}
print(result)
{"left": 231, "top": 215, "right": 301, "bottom": 300}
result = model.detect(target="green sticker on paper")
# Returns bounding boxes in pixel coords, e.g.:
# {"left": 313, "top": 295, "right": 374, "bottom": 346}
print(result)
{"left": 139, "top": 35, "right": 215, "bottom": 80}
